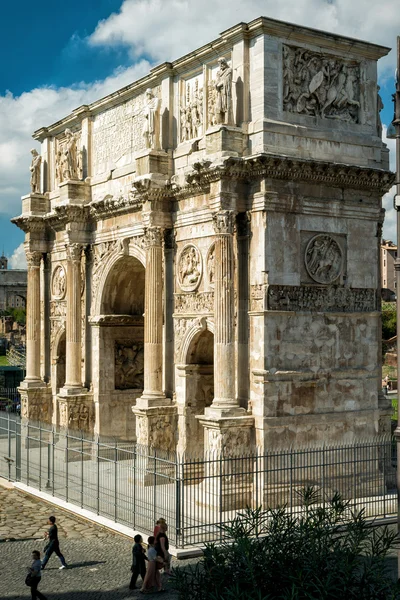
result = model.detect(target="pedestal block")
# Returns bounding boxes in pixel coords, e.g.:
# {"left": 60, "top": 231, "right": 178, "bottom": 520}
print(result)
{"left": 19, "top": 384, "right": 52, "bottom": 448}
{"left": 197, "top": 412, "right": 255, "bottom": 511}
{"left": 205, "top": 126, "right": 246, "bottom": 156}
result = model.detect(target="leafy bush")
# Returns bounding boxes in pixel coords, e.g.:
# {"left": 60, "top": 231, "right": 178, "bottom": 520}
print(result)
{"left": 171, "top": 488, "right": 400, "bottom": 600}
{"left": 382, "top": 303, "right": 397, "bottom": 340}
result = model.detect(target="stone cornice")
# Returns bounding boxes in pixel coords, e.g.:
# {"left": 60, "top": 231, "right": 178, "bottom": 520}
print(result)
{"left": 89, "top": 193, "right": 143, "bottom": 221}
{"left": 45, "top": 205, "right": 91, "bottom": 232}
{"left": 174, "top": 155, "right": 394, "bottom": 199}
{"left": 11, "top": 215, "right": 46, "bottom": 234}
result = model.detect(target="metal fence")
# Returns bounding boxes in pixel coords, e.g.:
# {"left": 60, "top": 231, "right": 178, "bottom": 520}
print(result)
{"left": 0, "top": 414, "right": 397, "bottom": 548}
{"left": 0, "top": 387, "right": 21, "bottom": 413}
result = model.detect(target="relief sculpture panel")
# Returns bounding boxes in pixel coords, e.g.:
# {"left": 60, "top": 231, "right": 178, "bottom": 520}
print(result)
{"left": 304, "top": 234, "right": 343, "bottom": 284}
{"left": 115, "top": 342, "right": 144, "bottom": 390}
{"left": 177, "top": 245, "right": 202, "bottom": 291}
{"left": 283, "top": 45, "right": 360, "bottom": 123}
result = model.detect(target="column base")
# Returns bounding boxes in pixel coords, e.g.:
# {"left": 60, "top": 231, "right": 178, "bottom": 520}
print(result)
{"left": 19, "top": 379, "right": 47, "bottom": 390}
{"left": 58, "top": 385, "right": 87, "bottom": 397}
{"left": 135, "top": 393, "right": 171, "bottom": 409}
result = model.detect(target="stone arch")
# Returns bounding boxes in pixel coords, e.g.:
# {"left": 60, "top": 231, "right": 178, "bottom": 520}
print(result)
{"left": 51, "top": 325, "right": 66, "bottom": 395}
{"left": 92, "top": 248, "right": 146, "bottom": 441}
{"left": 92, "top": 240, "right": 146, "bottom": 317}
{"left": 176, "top": 319, "right": 214, "bottom": 456}
{"left": 179, "top": 317, "right": 214, "bottom": 365}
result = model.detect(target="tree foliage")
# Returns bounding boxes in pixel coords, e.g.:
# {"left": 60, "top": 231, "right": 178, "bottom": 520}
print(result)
{"left": 382, "top": 302, "right": 397, "bottom": 340}
{"left": 171, "top": 488, "right": 400, "bottom": 600}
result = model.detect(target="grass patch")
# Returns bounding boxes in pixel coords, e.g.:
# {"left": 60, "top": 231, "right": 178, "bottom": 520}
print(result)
{"left": 393, "top": 397, "right": 398, "bottom": 422}
{"left": 0, "top": 356, "right": 9, "bottom": 366}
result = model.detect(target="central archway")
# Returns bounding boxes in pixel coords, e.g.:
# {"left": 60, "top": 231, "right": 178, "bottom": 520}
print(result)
{"left": 94, "top": 254, "right": 145, "bottom": 440}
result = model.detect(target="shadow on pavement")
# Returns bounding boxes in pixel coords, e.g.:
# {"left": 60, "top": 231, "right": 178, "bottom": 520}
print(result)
{"left": 66, "top": 560, "right": 107, "bottom": 569}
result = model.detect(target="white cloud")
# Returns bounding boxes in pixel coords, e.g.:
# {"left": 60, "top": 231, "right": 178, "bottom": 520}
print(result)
{"left": 382, "top": 125, "right": 396, "bottom": 243}
{"left": 0, "top": 61, "right": 150, "bottom": 220}
{"left": 8, "top": 243, "right": 27, "bottom": 269}
{"left": 89, "top": 0, "right": 400, "bottom": 76}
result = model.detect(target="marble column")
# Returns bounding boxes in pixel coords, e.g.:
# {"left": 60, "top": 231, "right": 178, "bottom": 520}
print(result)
{"left": 141, "top": 226, "right": 165, "bottom": 404}
{"left": 210, "top": 210, "right": 237, "bottom": 411}
{"left": 25, "top": 250, "right": 42, "bottom": 383}
{"left": 64, "top": 243, "right": 82, "bottom": 390}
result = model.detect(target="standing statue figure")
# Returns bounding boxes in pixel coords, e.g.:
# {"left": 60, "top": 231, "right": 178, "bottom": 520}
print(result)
{"left": 63, "top": 128, "right": 79, "bottom": 180}
{"left": 215, "top": 57, "right": 233, "bottom": 125}
{"left": 142, "top": 88, "right": 160, "bottom": 150}
{"left": 377, "top": 85, "right": 384, "bottom": 138}
{"left": 29, "top": 149, "right": 42, "bottom": 194}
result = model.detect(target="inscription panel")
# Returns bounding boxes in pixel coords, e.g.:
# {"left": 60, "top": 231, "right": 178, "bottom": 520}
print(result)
{"left": 91, "top": 87, "right": 159, "bottom": 175}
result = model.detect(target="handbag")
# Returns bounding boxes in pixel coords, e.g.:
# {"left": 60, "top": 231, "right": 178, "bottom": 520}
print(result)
{"left": 25, "top": 573, "right": 33, "bottom": 587}
{"left": 155, "top": 555, "right": 164, "bottom": 570}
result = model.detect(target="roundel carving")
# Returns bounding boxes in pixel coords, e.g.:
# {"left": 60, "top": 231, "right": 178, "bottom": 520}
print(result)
{"left": 305, "top": 234, "right": 343, "bottom": 285}
{"left": 178, "top": 244, "right": 202, "bottom": 292}
{"left": 52, "top": 265, "right": 66, "bottom": 299}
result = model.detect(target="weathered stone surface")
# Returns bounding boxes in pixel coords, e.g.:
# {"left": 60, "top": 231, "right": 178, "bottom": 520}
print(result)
{"left": 13, "top": 17, "right": 393, "bottom": 463}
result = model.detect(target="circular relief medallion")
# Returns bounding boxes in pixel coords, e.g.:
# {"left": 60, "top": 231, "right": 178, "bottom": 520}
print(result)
{"left": 178, "top": 244, "right": 202, "bottom": 292}
{"left": 52, "top": 265, "right": 66, "bottom": 299}
{"left": 305, "top": 234, "right": 343, "bottom": 285}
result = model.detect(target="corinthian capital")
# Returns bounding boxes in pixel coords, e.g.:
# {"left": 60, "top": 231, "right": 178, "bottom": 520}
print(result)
{"left": 213, "top": 210, "right": 234, "bottom": 235}
{"left": 25, "top": 249, "right": 42, "bottom": 268}
{"left": 143, "top": 227, "right": 163, "bottom": 248}
{"left": 65, "top": 243, "right": 82, "bottom": 262}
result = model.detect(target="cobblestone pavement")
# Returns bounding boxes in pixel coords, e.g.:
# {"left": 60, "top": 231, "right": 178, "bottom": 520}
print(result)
{"left": 0, "top": 487, "right": 184, "bottom": 599}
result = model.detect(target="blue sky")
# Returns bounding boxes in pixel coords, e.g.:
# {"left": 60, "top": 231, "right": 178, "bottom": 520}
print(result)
{"left": 1, "top": 0, "right": 399, "bottom": 267}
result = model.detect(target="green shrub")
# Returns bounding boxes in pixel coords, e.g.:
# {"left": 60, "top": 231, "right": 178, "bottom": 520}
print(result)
{"left": 171, "top": 488, "right": 400, "bottom": 600}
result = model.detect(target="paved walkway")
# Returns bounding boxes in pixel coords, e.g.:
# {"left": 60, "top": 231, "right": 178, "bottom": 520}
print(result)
{"left": 0, "top": 487, "right": 183, "bottom": 599}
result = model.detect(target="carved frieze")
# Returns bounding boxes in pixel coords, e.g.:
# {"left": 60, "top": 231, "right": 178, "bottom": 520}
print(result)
{"left": 304, "top": 234, "right": 343, "bottom": 285}
{"left": 180, "top": 78, "right": 203, "bottom": 142}
{"left": 50, "top": 301, "right": 67, "bottom": 318}
{"left": 174, "top": 292, "right": 214, "bottom": 314}
{"left": 115, "top": 341, "right": 144, "bottom": 390}
{"left": 174, "top": 317, "right": 198, "bottom": 360}
{"left": 283, "top": 45, "right": 360, "bottom": 123}
{"left": 177, "top": 245, "right": 202, "bottom": 291}
{"left": 256, "top": 285, "right": 377, "bottom": 312}
{"left": 52, "top": 265, "right": 66, "bottom": 300}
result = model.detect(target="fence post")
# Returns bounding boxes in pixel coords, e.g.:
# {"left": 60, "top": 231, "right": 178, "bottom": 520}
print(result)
{"left": 97, "top": 436, "right": 100, "bottom": 516}
{"left": 81, "top": 431, "right": 84, "bottom": 509}
{"left": 7, "top": 412, "right": 11, "bottom": 481}
{"left": 114, "top": 440, "right": 118, "bottom": 523}
{"left": 133, "top": 445, "right": 136, "bottom": 530}
{"left": 16, "top": 418, "right": 21, "bottom": 482}
{"left": 175, "top": 455, "right": 181, "bottom": 548}
{"left": 46, "top": 436, "right": 51, "bottom": 489}
{"left": 27, "top": 422, "right": 30, "bottom": 486}
{"left": 65, "top": 428, "right": 69, "bottom": 503}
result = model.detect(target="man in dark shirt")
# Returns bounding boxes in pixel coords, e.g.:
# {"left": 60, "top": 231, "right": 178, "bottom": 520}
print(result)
{"left": 41, "top": 516, "right": 67, "bottom": 570}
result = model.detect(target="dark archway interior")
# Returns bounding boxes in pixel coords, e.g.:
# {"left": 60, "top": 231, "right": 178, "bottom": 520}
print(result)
{"left": 101, "top": 256, "right": 145, "bottom": 315}
{"left": 187, "top": 329, "right": 214, "bottom": 365}
{"left": 56, "top": 332, "right": 66, "bottom": 391}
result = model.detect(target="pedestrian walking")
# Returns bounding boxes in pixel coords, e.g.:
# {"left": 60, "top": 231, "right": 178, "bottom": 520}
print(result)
{"left": 41, "top": 516, "right": 68, "bottom": 570}
{"left": 155, "top": 521, "right": 171, "bottom": 575}
{"left": 130, "top": 534, "right": 147, "bottom": 590}
{"left": 140, "top": 536, "right": 164, "bottom": 594}
{"left": 26, "top": 550, "right": 47, "bottom": 600}
{"left": 153, "top": 517, "right": 166, "bottom": 538}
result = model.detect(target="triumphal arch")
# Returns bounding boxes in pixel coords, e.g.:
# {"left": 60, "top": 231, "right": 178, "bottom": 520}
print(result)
{"left": 14, "top": 17, "right": 394, "bottom": 457}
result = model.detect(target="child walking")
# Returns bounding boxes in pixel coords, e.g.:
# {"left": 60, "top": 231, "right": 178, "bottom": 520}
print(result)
{"left": 130, "top": 535, "right": 147, "bottom": 590}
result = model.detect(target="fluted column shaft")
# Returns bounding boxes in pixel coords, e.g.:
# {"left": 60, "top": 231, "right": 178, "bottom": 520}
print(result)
{"left": 65, "top": 244, "right": 82, "bottom": 388}
{"left": 143, "top": 227, "right": 164, "bottom": 398}
{"left": 25, "top": 250, "right": 42, "bottom": 381}
{"left": 212, "top": 211, "right": 237, "bottom": 408}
